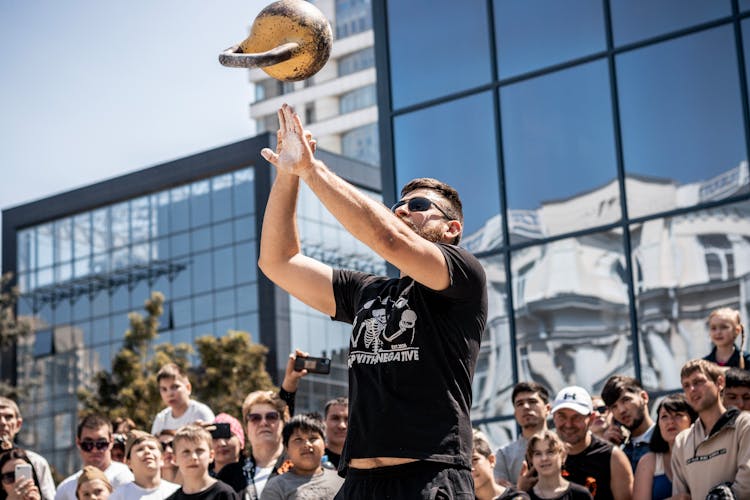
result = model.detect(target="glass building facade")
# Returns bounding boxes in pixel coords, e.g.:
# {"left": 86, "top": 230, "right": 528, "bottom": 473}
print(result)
{"left": 1, "top": 136, "right": 383, "bottom": 474}
{"left": 373, "top": 0, "right": 750, "bottom": 445}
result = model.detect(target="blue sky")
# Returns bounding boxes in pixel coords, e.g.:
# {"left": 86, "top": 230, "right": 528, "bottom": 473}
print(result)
{"left": 0, "top": 0, "right": 267, "bottom": 216}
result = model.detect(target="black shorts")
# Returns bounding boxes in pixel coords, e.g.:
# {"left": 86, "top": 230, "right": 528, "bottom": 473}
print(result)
{"left": 333, "top": 461, "right": 474, "bottom": 500}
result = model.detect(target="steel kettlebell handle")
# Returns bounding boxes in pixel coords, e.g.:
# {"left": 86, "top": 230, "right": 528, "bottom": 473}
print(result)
{"left": 219, "top": 0, "right": 332, "bottom": 82}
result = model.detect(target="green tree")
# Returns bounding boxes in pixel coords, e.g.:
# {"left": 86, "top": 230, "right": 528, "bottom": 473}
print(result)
{"left": 80, "top": 291, "right": 276, "bottom": 427}
{"left": 78, "top": 291, "right": 192, "bottom": 427}
{"left": 0, "top": 272, "right": 32, "bottom": 398}
{"left": 191, "top": 331, "right": 276, "bottom": 417}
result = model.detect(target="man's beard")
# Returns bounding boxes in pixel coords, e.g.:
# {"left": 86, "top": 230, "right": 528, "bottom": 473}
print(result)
{"left": 402, "top": 218, "right": 444, "bottom": 243}
{"left": 625, "top": 405, "right": 646, "bottom": 432}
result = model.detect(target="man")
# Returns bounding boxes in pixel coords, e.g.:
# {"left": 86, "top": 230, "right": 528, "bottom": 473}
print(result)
{"left": 55, "top": 414, "right": 133, "bottom": 500}
{"left": 601, "top": 375, "right": 654, "bottom": 471}
{"left": 671, "top": 359, "right": 750, "bottom": 499}
{"left": 723, "top": 367, "right": 750, "bottom": 412}
{"left": 109, "top": 430, "right": 179, "bottom": 500}
{"left": 544, "top": 386, "right": 632, "bottom": 500}
{"left": 259, "top": 104, "right": 487, "bottom": 498}
{"left": 0, "top": 397, "right": 56, "bottom": 499}
{"left": 494, "top": 382, "right": 550, "bottom": 486}
{"left": 322, "top": 398, "right": 348, "bottom": 469}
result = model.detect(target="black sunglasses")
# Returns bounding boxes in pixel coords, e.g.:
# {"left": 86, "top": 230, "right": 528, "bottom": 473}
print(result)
{"left": 391, "top": 197, "right": 452, "bottom": 220}
{"left": 245, "top": 411, "right": 281, "bottom": 425}
{"left": 80, "top": 439, "right": 110, "bottom": 452}
{"left": 160, "top": 440, "right": 174, "bottom": 450}
{"left": 0, "top": 471, "right": 14, "bottom": 485}
{"left": 594, "top": 405, "right": 608, "bottom": 415}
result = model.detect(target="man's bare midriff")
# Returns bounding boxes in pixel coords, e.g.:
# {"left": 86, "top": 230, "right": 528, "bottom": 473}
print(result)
{"left": 348, "top": 457, "right": 419, "bottom": 468}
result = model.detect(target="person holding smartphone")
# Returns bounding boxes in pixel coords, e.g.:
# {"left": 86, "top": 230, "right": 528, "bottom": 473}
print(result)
{"left": 0, "top": 449, "right": 42, "bottom": 500}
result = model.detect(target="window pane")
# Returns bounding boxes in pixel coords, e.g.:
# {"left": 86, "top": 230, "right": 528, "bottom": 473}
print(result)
{"left": 192, "top": 294, "right": 214, "bottom": 324}
{"left": 340, "top": 85, "right": 376, "bottom": 114}
{"left": 512, "top": 231, "right": 631, "bottom": 394}
{"left": 191, "top": 181, "right": 211, "bottom": 228}
{"left": 192, "top": 252, "right": 213, "bottom": 294}
{"left": 338, "top": 47, "right": 375, "bottom": 77}
{"left": 494, "top": 0, "right": 606, "bottom": 78}
{"left": 234, "top": 242, "right": 256, "bottom": 285}
{"left": 394, "top": 92, "right": 500, "bottom": 240}
{"left": 631, "top": 199, "right": 750, "bottom": 391}
{"left": 341, "top": 123, "right": 379, "bottom": 166}
{"left": 37, "top": 224, "right": 53, "bottom": 269}
{"left": 213, "top": 221, "right": 233, "bottom": 248}
{"left": 335, "top": 0, "right": 372, "bottom": 39}
{"left": 73, "top": 214, "right": 91, "bottom": 262}
{"left": 212, "top": 174, "right": 233, "bottom": 223}
{"left": 154, "top": 192, "right": 170, "bottom": 237}
{"left": 387, "top": 0, "right": 492, "bottom": 109}
{"left": 610, "top": 0, "right": 731, "bottom": 47}
{"left": 54, "top": 219, "right": 72, "bottom": 264}
{"left": 471, "top": 253, "right": 512, "bottom": 420}
{"left": 131, "top": 197, "right": 150, "bottom": 244}
{"left": 233, "top": 169, "right": 254, "bottom": 216}
{"left": 213, "top": 247, "right": 235, "bottom": 289}
{"left": 501, "top": 61, "right": 618, "bottom": 242}
{"left": 617, "top": 27, "right": 746, "bottom": 218}
{"left": 111, "top": 202, "right": 129, "bottom": 249}
{"left": 743, "top": 0, "right": 750, "bottom": 12}
{"left": 191, "top": 227, "right": 212, "bottom": 253}
{"left": 170, "top": 186, "right": 190, "bottom": 232}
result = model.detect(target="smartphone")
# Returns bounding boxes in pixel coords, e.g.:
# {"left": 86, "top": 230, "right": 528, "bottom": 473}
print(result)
{"left": 15, "top": 463, "right": 32, "bottom": 482}
{"left": 209, "top": 422, "right": 232, "bottom": 440}
{"left": 294, "top": 356, "right": 331, "bottom": 374}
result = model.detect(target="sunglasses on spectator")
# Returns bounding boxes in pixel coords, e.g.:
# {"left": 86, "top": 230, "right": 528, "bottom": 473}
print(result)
{"left": 0, "top": 471, "right": 16, "bottom": 485}
{"left": 245, "top": 411, "right": 280, "bottom": 424}
{"left": 160, "top": 440, "right": 173, "bottom": 450}
{"left": 391, "top": 197, "right": 452, "bottom": 220}
{"left": 79, "top": 439, "right": 110, "bottom": 452}
{"left": 594, "top": 405, "right": 608, "bottom": 414}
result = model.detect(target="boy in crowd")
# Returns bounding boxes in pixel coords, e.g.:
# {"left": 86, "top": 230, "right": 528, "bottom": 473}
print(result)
{"left": 166, "top": 425, "right": 238, "bottom": 500}
{"left": 76, "top": 466, "right": 112, "bottom": 500}
{"left": 261, "top": 415, "right": 344, "bottom": 500}
{"left": 151, "top": 365, "right": 214, "bottom": 436}
{"left": 109, "top": 430, "right": 179, "bottom": 500}
{"left": 723, "top": 367, "right": 750, "bottom": 412}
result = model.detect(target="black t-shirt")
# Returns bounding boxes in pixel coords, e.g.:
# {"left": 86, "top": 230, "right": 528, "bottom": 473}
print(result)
{"left": 332, "top": 243, "right": 487, "bottom": 471}
{"left": 166, "top": 481, "right": 239, "bottom": 500}
{"left": 563, "top": 436, "right": 613, "bottom": 500}
{"left": 528, "top": 482, "right": 593, "bottom": 500}
{"left": 704, "top": 346, "right": 750, "bottom": 369}
{"left": 324, "top": 447, "right": 341, "bottom": 469}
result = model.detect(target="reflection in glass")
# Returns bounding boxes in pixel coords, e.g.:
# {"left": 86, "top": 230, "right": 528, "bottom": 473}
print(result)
{"left": 37, "top": 224, "right": 53, "bottom": 269}
{"left": 131, "top": 197, "right": 150, "bottom": 244}
{"left": 233, "top": 169, "right": 254, "bottom": 216}
{"left": 54, "top": 219, "right": 72, "bottom": 265}
{"left": 170, "top": 186, "right": 190, "bottom": 232}
{"left": 191, "top": 180, "right": 211, "bottom": 228}
{"left": 618, "top": 26, "right": 746, "bottom": 218}
{"left": 471, "top": 253, "right": 512, "bottom": 420}
{"left": 213, "top": 247, "right": 234, "bottom": 290}
{"left": 631, "top": 199, "right": 750, "bottom": 391}
{"left": 394, "top": 92, "right": 500, "bottom": 239}
{"left": 387, "top": 0, "right": 492, "bottom": 109}
{"left": 512, "top": 231, "right": 631, "bottom": 395}
{"left": 73, "top": 214, "right": 91, "bottom": 262}
{"left": 501, "top": 61, "right": 619, "bottom": 241}
{"left": 610, "top": 0, "right": 730, "bottom": 46}
{"left": 494, "top": 0, "right": 605, "bottom": 79}
{"left": 111, "top": 202, "right": 129, "bottom": 249}
{"left": 91, "top": 209, "right": 109, "bottom": 256}
{"left": 212, "top": 174, "right": 233, "bottom": 223}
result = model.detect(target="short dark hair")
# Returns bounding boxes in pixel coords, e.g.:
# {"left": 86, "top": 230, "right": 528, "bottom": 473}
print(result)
{"left": 156, "top": 363, "right": 189, "bottom": 384}
{"left": 282, "top": 414, "right": 326, "bottom": 448}
{"left": 324, "top": 397, "right": 348, "bottom": 418}
{"left": 400, "top": 178, "right": 464, "bottom": 244}
{"left": 601, "top": 375, "right": 645, "bottom": 407}
{"left": 649, "top": 394, "right": 697, "bottom": 453}
{"left": 77, "top": 414, "right": 112, "bottom": 440}
{"left": 725, "top": 368, "right": 750, "bottom": 389}
{"left": 681, "top": 359, "right": 724, "bottom": 384}
{"left": 512, "top": 382, "right": 550, "bottom": 405}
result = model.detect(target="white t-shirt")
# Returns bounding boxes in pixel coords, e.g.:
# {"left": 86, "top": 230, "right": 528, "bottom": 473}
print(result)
{"left": 246, "top": 464, "right": 275, "bottom": 499}
{"left": 54, "top": 461, "right": 133, "bottom": 500}
{"left": 110, "top": 480, "right": 180, "bottom": 500}
{"left": 150, "top": 400, "right": 215, "bottom": 436}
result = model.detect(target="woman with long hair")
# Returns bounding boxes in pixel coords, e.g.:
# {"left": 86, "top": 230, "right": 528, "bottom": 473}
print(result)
{"left": 633, "top": 394, "right": 698, "bottom": 500}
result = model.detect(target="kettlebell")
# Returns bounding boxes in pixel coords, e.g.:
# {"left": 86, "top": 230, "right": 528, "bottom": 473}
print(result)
{"left": 219, "top": 0, "right": 333, "bottom": 82}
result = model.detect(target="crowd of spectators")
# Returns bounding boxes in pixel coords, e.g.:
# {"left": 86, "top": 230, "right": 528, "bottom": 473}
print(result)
{"left": 0, "top": 307, "right": 748, "bottom": 499}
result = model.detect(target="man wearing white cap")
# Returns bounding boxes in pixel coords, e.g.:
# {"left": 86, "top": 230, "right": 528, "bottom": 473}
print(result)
{"left": 549, "top": 386, "right": 632, "bottom": 500}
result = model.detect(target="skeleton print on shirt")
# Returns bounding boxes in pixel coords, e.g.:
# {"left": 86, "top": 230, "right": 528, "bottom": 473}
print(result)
{"left": 348, "top": 285, "right": 420, "bottom": 367}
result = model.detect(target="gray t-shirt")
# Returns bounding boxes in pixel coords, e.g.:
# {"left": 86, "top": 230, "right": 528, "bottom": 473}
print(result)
{"left": 495, "top": 435, "right": 528, "bottom": 484}
{"left": 260, "top": 469, "right": 343, "bottom": 500}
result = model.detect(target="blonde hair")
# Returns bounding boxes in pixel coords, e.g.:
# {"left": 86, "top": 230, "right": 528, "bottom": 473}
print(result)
{"left": 526, "top": 430, "right": 567, "bottom": 466}
{"left": 172, "top": 424, "right": 212, "bottom": 451}
{"left": 241, "top": 390, "right": 290, "bottom": 423}
{"left": 709, "top": 307, "right": 746, "bottom": 369}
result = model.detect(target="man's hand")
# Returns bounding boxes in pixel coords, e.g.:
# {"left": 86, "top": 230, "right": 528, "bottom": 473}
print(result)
{"left": 261, "top": 104, "right": 317, "bottom": 176}
{"left": 282, "top": 349, "right": 310, "bottom": 393}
